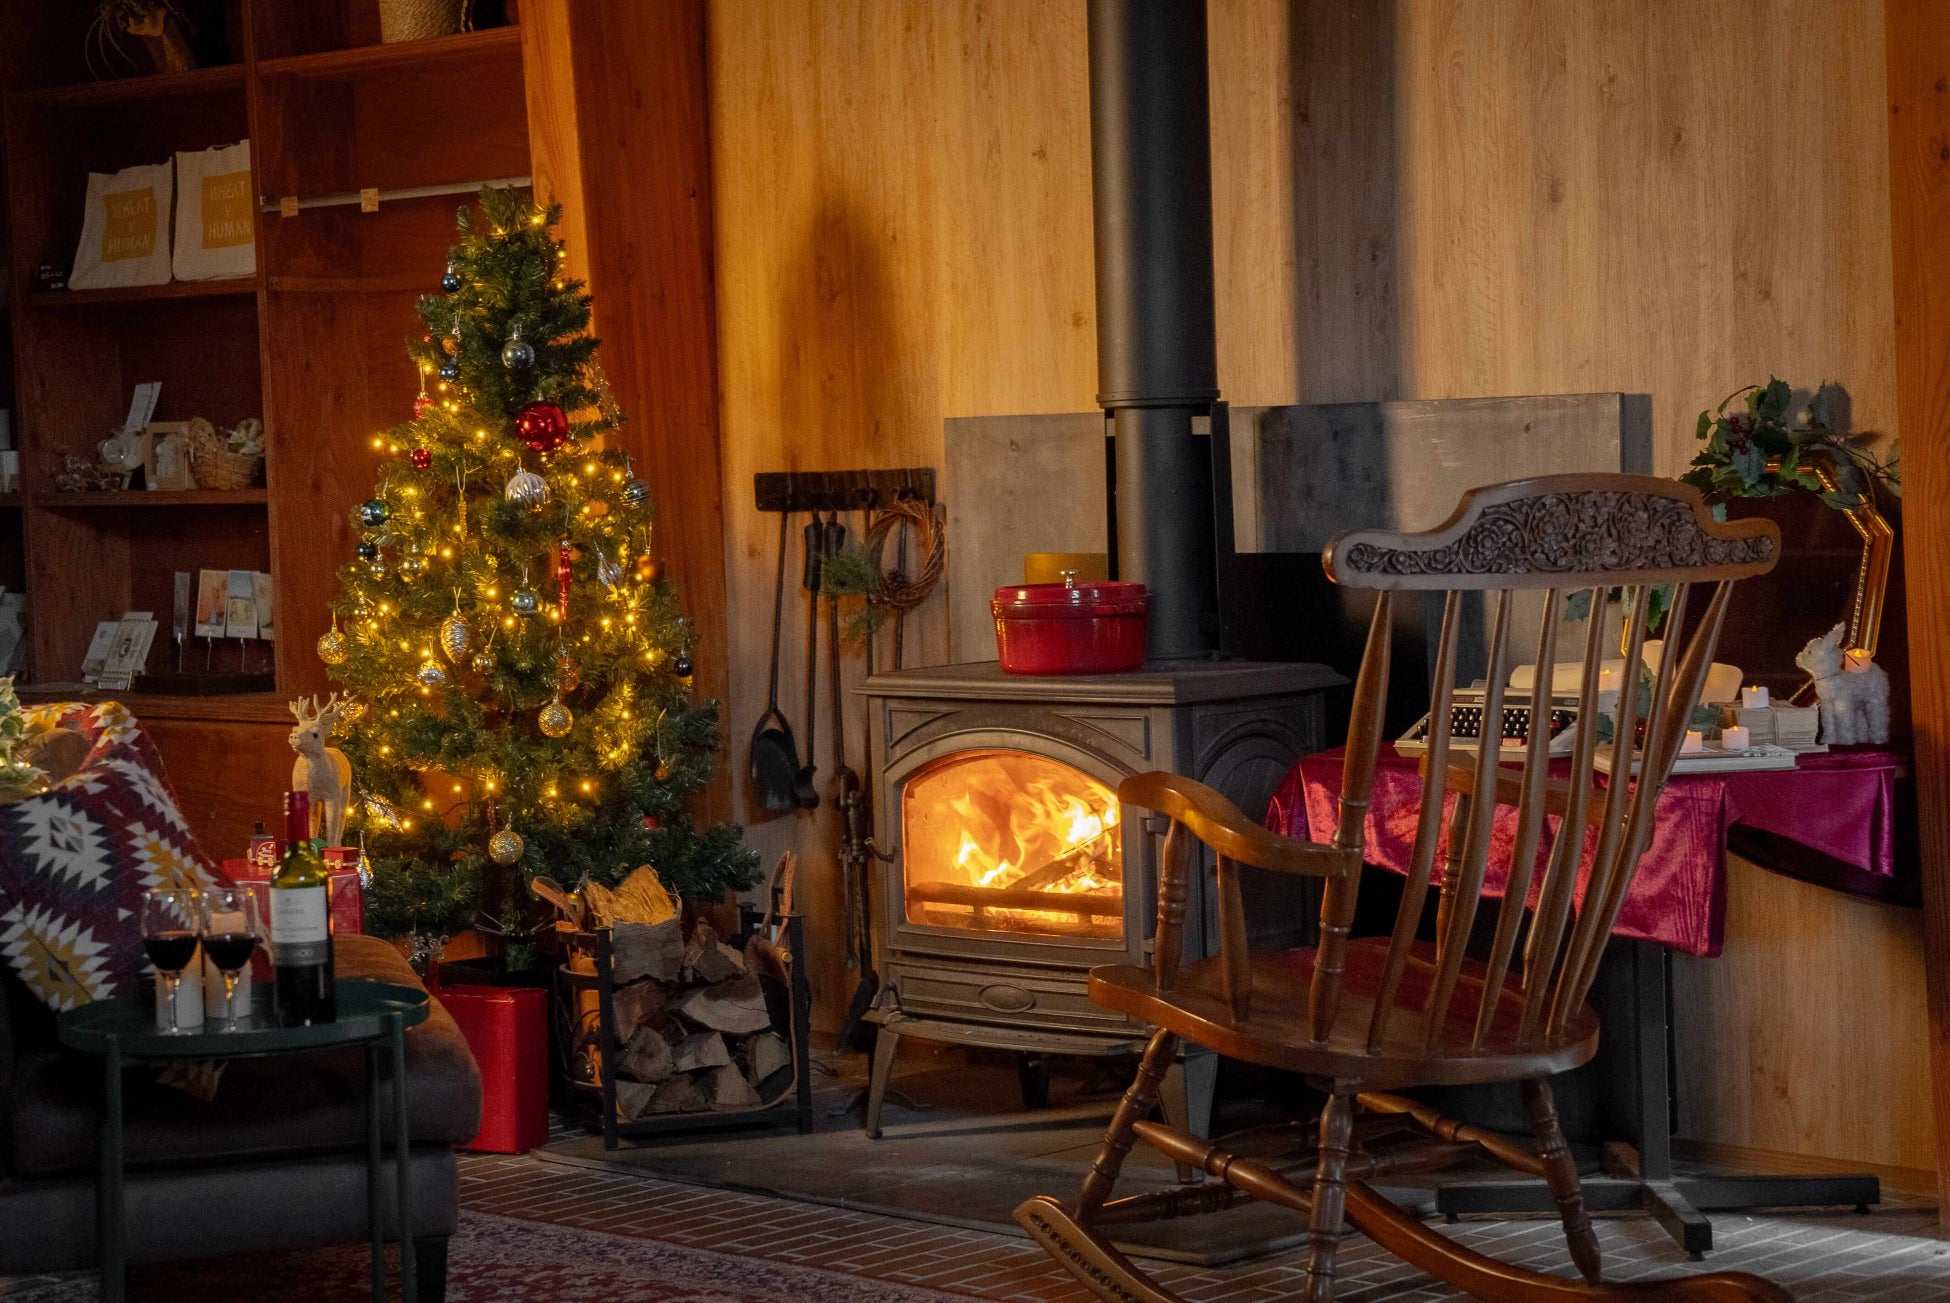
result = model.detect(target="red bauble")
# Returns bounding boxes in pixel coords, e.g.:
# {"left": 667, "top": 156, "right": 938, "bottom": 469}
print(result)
{"left": 410, "top": 447, "right": 432, "bottom": 469}
{"left": 412, "top": 395, "right": 434, "bottom": 418}
{"left": 516, "top": 402, "right": 571, "bottom": 453}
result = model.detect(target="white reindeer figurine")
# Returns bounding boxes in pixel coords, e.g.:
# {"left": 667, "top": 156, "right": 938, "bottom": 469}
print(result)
{"left": 288, "top": 693, "right": 353, "bottom": 845}
{"left": 1794, "top": 622, "right": 1891, "bottom": 746}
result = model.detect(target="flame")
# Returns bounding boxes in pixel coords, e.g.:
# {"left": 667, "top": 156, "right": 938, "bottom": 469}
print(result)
{"left": 902, "top": 751, "right": 1124, "bottom": 938}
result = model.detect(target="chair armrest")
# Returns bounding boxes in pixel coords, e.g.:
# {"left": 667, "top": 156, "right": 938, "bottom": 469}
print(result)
{"left": 1118, "top": 771, "right": 1354, "bottom": 876}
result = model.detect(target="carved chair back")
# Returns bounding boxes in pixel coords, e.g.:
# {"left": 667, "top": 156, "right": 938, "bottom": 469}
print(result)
{"left": 1131, "top": 474, "right": 1779, "bottom": 1055}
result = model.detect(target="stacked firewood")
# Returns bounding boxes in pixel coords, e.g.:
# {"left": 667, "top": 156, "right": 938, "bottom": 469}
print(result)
{"left": 544, "top": 866, "right": 795, "bottom": 1120}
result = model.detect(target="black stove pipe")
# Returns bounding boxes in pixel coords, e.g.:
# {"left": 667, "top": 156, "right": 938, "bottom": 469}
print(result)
{"left": 1088, "top": 0, "right": 1221, "bottom": 662}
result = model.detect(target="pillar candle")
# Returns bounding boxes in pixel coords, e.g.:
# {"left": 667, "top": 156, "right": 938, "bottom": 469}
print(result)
{"left": 1741, "top": 684, "right": 1770, "bottom": 709}
{"left": 1681, "top": 729, "right": 1704, "bottom": 753}
{"left": 1721, "top": 725, "right": 1751, "bottom": 751}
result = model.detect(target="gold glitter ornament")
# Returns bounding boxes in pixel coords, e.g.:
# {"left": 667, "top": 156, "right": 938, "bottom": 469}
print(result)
{"left": 537, "top": 696, "right": 573, "bottom": 738}
{"left": 488, "top": 827, "right": 525, "bottom": 865}
{"left": 316, "top": 616, "right": 349, "bottom": 665}
{"left": 439, "top": 611, "right": 473, "bottom": 662}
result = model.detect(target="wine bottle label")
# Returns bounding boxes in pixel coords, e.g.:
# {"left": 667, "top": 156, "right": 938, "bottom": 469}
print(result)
{"left": 271, "top": 884, "right": 331, "bottom": 966}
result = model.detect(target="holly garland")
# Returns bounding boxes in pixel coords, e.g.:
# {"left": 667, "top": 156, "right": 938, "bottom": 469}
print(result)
{"left": 319, "top": 186, "right": 756, "bottom": 950}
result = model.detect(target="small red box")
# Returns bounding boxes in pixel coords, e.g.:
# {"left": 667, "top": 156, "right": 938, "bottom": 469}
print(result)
{"left": 221, "top": 850, "right": 365, "bottom": 936}
{"left": 429, "top": 980, "right": 549, "bottom": 1153}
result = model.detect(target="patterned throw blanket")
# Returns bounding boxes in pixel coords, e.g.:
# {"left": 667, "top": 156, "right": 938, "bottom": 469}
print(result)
{"left": 0, "top": 702, "right": 222, "bottom": 1012}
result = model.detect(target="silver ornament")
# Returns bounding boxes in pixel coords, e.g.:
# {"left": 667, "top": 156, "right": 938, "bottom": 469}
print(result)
{"left": 416, "top": 661, "right": 447, "bottom": 689}
{"left": 593, "top": 541, "right": 622, "bottom": 587}
{"left": 622, "top": 477, "right": 649, "bottom": 507}
{"left": 501, "top": 327, "right": 535, "bottom": 371}
{"left": 399, "top": 556, "right": 427, "bottom": 580}
{"left": 361, "top": 794, "right": 404, "bottom": 831}
{"left": 470, "top": 649, "right": 495, "bottom": 675}
{"left": 488, "top": 827, "right": 525, "bottom": 865}
{"left": 511, "top": 587, "right": 541, "bottom": 617}
{"left": 439, "top": 612, "right": 473, "bottom": 662}
{"left": 316, "top": 628, "right": 349, "bottom": 666}
{"left": 537, "top": 697, "right": 573, "bottom": 738}
{"left": 366, "top": 560, "right": 389, "bottom": 579}
{"left": 505, "top": 468, "right": 549, "bottom": 509}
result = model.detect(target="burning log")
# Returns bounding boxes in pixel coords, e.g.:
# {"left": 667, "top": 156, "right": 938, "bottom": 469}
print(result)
{"left": 903, "top": 880, "right": 1123, "bottom": 919}
{"left": 1007, "top": 826, "right": 1121, "bottom": 892}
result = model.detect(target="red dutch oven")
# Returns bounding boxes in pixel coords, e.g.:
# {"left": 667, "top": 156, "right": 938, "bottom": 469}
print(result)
{"left": 992, "top": 579, "right": 1150, "bottom": 675}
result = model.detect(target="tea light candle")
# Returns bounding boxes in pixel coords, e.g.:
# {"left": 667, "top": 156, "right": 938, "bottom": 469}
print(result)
{"left": 1682, "top": 729, "right": 1705, "bottom": 753}
{"left": 1721, "top": 725, "right": 1752, "bottom": 752}
{"left": 1741, "top": 684, "right": 1770, "bottom": 710}
{"left": 1845, "top": 647, "right": 1873, "bottom": 672}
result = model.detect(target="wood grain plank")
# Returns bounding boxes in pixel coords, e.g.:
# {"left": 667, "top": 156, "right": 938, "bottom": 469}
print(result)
{"left": 1883, "top": 0, "right": 1950, "bottom": 1218}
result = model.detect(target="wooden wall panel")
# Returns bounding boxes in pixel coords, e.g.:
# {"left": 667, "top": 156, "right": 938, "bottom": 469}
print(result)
{"left": 708, "top": 4, "right": 1916, "bottom": 1142}
{"left": 1884, "top": 0, "right": 1950, "bottom": 1217}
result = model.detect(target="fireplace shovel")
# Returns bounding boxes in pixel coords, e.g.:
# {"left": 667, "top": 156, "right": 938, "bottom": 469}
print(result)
{"left": 790, "top": 513, "right": 827, "bottom": 810}
{"left": 749, "top": 509, "right": 802, "bottom": 811}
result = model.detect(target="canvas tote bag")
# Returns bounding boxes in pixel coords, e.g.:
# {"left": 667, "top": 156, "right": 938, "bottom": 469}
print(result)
{"left": 68, "top": 161, "right": 173, "bottom": 291}
{"left": 173, "top": 140, "right": 255, "bottom": 281}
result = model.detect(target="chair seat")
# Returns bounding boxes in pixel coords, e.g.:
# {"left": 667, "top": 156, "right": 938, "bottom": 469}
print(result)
{"left": 1089, "top": 938, "right": 1599, "bottom": 1090}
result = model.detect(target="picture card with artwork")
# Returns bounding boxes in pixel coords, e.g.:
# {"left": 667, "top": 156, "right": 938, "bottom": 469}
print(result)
{"left": 80, "top": 620, "right": 118, "bottom": 682}
{"left": 194, "top": 570, "right": 228, "bottom": 638}
{"left": 224, "top": 571, "right": 257, "bottom": 640}
{"left": 252, "top": 572, "right": 273, "bottom": 639}
{"left": 98, "top": 613, "right": 158, "bottom": 691}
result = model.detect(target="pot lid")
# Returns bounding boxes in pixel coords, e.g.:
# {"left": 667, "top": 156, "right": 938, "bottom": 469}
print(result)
{"left": 992, "top": 580, "right": 1151, "bottom": 616}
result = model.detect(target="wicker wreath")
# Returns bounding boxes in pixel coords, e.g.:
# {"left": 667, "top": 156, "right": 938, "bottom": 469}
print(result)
{"left": 863, "top": 497, "right": 945, "bottom": 615}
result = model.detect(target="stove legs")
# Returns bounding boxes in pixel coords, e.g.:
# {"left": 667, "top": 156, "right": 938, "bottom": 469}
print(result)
{"left": 1017, "top": 1053, "right": 1052, "bottom": 1110}
{"left": 864, "top": 1025, "right": 902, "bottom": 1139}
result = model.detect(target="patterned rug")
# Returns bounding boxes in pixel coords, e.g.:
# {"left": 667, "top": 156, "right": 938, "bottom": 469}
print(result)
{"left": 0, "top": 1210, "right": 960, "bottom": 1302}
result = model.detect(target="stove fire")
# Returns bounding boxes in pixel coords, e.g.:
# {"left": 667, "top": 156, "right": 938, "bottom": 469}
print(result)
{"left": 900, "top": 750, "right": 1125, "bottom": 940}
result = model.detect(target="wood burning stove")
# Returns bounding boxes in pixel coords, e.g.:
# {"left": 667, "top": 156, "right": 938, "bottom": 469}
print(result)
{"left": 860, "top": 659, "right": 1341, "bottom": 1138}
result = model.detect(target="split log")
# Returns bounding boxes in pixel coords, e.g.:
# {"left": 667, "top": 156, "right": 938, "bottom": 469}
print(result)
{"left": 614, "top": 1080, "right": 656, "bottom": 1122}
{"left": 613, "top": 865, "right": 678, "bottom": 924}
{"left": 747, "top": 1032, "right": 792, "bottom": 1085}
{"left": 612, "top": 917, "right": 685, "bottom": 984}
{"left": 686, "top": 923, "right": 746, "bottom": 983}
{"left": 607, "top": 979, "right": 668, "bottom": 1043}
{"left": 707, "top": 1063, "right": 762, "bottom": 1111}
{"left": 672, "top": 972, "right": 772, "bottom": 1035}
{"left": 671, "top": 1030, "right": 732, "bottom": 1073}
{"left": 647, "top": 1074, "right": 710, "bottom": 1114}
{"left": 619, "top": 1028, "right": 675, "bottom": 1083}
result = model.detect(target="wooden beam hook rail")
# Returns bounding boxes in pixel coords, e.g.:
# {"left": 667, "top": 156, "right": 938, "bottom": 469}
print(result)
{"left": 754, "top": 468, "right": 937, "bottom": 514}
{"left": 259, "top": 175, "right": 535, "bottom": 216}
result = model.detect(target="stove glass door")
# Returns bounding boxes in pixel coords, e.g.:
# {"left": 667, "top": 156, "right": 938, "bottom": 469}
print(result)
{"left": 900, "top": 749, "right": 1124, "bottom": 943}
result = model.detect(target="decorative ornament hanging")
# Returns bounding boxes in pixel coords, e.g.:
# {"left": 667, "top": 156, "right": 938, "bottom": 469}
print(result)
{"left": 355, "top": 832, "right": 373, "bottom": 888}
{"left": 439, "top": 607, "right": 473, "bottom": 663}
{"left": 592, "top": 541, "right": 622, "bottom": 588}
{"left": 441, "top": 260, "right": 462, "bottom": 293}
{"left": 366, "top": 559, "right": 389, "bottom": 580}
{"left": 399, "top": 556, "right": 427, "bottom": 581}
{"left": 416, "top": 660, "right": 447, "bottom": 689}
{"left": 556, "top": 536, "right": 575, "bottom": 621}
{"left": 471, "top": 648, "right": 495, "bottom": 675}
{"left": 500, "top": 323, "right": 535, "bottom": 372}
{"left": 438, "top": 357, "right": 462, "bottom": 383}
{"left": 674, "top": 654, "right": 695, "bottom": 681}
{"left": 537, "top": 695, "right": 574, "bottom": 738}
{"left": 413, "top": 368, "right": 434, "bottom": 418}
{"left": 357, "top": 540, "right": 380, "bottom": 562}
{"left": 410, "top": 447, "right": 432, "bottom": 470}
{"left": 361, "top": 793, "right": 405, "bottom": 831}
{"left": 316, "top": 615, "right": 349, "bottom": 666}
{"left": 511, "top": 587, "right": 541, "bottom": 617}
{"left": 504, "top": 467, "right": 549, "bottom": 509}
{"left": 516, "top": 401, "right": 570, "bottom": 453}
{"left": 655, "top": 760, "right": 673, "bottom": 782}
{"left": 488, "top": 826, "right": 525, "bottom": 865}
{"left": 620, "top": 455, "right": 650, "bottom": 508}
{"left": 335, "top": 697, "right": 367, "bottom": 726}
{"left": 635, "top": 553, "right": 663, "bottom": 585}
{"left": 556, "top": 651, "right": 579, "bottom": 692}
{"left": 359, "top": 499, "right": 391, "bottom": 527}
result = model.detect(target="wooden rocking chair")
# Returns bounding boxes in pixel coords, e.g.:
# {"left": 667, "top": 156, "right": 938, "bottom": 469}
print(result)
{"left": 1014, "top": 474, "right": 1791, "bottom": 1302}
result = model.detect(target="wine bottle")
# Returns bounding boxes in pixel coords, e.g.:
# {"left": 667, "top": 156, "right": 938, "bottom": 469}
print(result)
{"left": 272, "top": 790, "right": 336, "bottom": 1025}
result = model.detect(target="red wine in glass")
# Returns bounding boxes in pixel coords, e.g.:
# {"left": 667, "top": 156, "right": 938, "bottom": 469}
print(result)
{"left": 202, "top": 932, "right": 257, "bottom": 972}
{"left": 143, "top": 930, "right": 200, "bottom": 973}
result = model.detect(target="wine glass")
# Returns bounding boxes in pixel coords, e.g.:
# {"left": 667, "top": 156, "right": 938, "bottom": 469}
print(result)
{"left": 201, "top": 885, "right": 262, "bottom": 1029}
{"left": 141, "top": 889, "right": 201, "bottom": 1035}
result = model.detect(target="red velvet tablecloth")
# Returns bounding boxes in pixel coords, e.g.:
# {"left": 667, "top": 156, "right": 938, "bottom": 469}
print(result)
{"left": 1266, "top": 747, "right": 1910, "bottom": 958}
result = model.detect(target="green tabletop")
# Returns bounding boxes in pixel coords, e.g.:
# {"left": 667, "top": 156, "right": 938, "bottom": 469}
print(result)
{"left": 56, "top": 980, "right": 430, "bottom": 1061}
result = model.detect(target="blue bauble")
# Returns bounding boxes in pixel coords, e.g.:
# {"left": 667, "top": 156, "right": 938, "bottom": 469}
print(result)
{"left": 358, "top": 499, "right": 390, "bottom": 527}
{"left": 441, "top": 264, "right": 462, "bottom": 293}
{"left": 439, "top": 357, "right": 461, "bottom": 383}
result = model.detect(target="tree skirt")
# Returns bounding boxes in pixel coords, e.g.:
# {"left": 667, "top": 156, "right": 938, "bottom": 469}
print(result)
{"left": 2, "top": 1211, "right": 960, "bottom": 1303}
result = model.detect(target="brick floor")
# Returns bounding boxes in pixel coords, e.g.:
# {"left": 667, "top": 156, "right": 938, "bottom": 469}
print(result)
{"left": 459, "top": 1145, "right": 1950, "bottom": 1301}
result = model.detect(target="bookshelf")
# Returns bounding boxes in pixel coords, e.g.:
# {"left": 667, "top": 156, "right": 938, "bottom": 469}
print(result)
{"left": 0, "top": 1, "right": 531, "bottom": 850}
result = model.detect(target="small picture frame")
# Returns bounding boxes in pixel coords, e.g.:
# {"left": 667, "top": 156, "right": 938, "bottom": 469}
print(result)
{"left": 144, "top": 420, "right": 195, "bottom": 491}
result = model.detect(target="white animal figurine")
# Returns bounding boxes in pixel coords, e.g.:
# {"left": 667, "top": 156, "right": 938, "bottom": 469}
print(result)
{"left": 288, "top": 693, "right": 353, "bottom": 845}
{"left": 1794, "top": 622, "right": 1891, "bottom": 745}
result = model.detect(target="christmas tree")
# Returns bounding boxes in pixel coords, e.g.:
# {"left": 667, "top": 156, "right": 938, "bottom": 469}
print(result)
{"left": 317, "top": 187, "right": 756, "bottom": 959}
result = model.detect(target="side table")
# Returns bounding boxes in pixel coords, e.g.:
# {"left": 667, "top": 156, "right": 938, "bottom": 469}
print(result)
{"left": 57, "top": 980, "right": 431, "bottom": 1303}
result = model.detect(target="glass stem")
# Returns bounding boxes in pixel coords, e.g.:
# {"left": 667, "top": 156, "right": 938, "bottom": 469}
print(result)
{"left": 162, "top": 972, "right": 180, "bottom": 1033}
{"left": 223, "top": 971, "right": 240, "bottom": 1024}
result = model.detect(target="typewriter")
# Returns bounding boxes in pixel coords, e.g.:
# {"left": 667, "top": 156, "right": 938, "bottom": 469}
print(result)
{"left": 1394, "top": 685, "right": 1582, "bottom": 757}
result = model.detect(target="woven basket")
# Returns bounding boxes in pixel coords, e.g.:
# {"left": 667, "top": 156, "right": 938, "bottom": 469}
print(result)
{"left": 378, "top": 0, "right": 472, "bottom": 43}
{"left": 187, "top": 423, "right": 262, "bottom": 491}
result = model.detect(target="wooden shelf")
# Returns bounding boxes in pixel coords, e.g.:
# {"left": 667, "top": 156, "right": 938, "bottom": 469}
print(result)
{"left": 38, "top": 489, "right": 268, "bottom": 509}
{"left": 268, "top": 273, "right": 435, "bottom": 296}
{"left": 9, "top": 64, "right": 246, "bottom": 109}
{"left": 256, "top": 27, "right": 521, "bottom": 82}
{"left": 14, "top": 686, "right": 290, "bottom": 724}
{"left": 27, "top": 277, "right": 259, "bottom": 308}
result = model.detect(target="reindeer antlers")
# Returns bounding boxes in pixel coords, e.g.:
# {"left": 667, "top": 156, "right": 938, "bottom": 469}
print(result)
{"left": 288, "top": 692, "right": 346, "bottom": 727}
